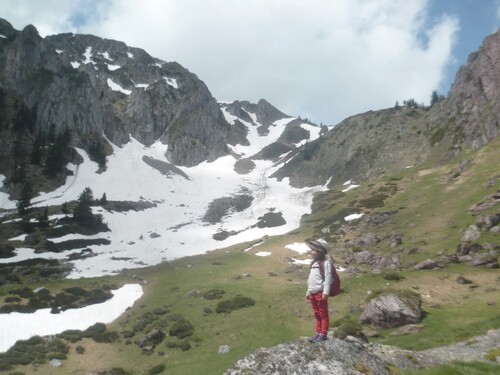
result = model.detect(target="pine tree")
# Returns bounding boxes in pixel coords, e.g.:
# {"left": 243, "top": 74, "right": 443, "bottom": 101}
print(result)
{"left": 100, "top": 193, "right": 107, "bottom": 206}
{"left": 38, "top": 207, "right": 49, "bottom": 228}
{"left": 17, "top": 181, "right": 34, "bottom": 217}
{"left": 30, "top": 133, "right": 45, "bottom": 165}
{"left": 61, "top": 202, "right": 69, "bottom": 217}
{"left": 44, "top": 128, "right": 71, "bottom": 178}
{"left": 73, "top": 187, "right": 94, "bottom": 226}
{"left": 73, "top": 187, "right": 105, "bottom": 230}
{"left": 430, "top": 90, "right": 440, "bottom": 107}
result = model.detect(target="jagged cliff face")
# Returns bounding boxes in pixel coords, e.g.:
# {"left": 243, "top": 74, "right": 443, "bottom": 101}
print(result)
{"left": 446, "top": 30, "right": 500, "bottom": 149}
{"left": 0, "top": 19, "right": 238, "bottom": 167}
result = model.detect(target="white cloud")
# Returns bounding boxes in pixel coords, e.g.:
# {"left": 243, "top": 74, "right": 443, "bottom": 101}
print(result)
{"left": 0, "top": 0, "right": 459, "bottom": 125}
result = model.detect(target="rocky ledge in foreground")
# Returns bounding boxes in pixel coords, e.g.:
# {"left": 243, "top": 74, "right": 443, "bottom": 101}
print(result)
{"left": 224, "top": 329, "right": 500, "bottom": 375}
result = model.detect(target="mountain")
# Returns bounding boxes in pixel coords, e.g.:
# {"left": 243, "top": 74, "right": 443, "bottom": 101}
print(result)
{"left": 0, "top": 19, "right": 328, "bottom": 278}
{"left": 0, "top": 18, "right": 240, "bottom": 171}
{"left": 0, "top": 18, "right": 499, "bottom": 375}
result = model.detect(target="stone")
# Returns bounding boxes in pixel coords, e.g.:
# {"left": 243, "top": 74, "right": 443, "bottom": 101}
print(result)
{"left": 414, "top": 259, "right": 444, "bottom": 270}
{"left": 49, "top": 359, "right": 62, "bottom": 367}
{"left": 219, "top": 345, "right": 230, "bottom": 354}
{"left": 135, "top": 329, "right": 165, "bottom": 349}
{"left": 461, "top": 225, "right": 481, "bottom": 242}
{"left": 359, "top": 291, "right": 424, "bottom": 329}
{"left": 355, "top": 251, "right": 375, "bottom": 265}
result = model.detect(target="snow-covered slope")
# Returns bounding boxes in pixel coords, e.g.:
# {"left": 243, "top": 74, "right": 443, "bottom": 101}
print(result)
{"left": 0, "top": 103, "right": 326, "bottom": 279}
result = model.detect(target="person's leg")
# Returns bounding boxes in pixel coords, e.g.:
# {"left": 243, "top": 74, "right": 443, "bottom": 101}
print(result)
{"left": 309, "top": 293, "right": 322, "bottom": 335}
{"left": 317, "top": 298, "right": 329, "bottom": 335}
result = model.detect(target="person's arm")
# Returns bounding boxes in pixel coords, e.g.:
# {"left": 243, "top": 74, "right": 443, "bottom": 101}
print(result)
{"left": 322, "top": 261, "right": 333, "bottom": 298}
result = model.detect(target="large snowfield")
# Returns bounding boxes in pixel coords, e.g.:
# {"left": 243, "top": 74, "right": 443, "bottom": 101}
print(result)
{"left": 0, "top": 108, "right": 359, "bottom": 352}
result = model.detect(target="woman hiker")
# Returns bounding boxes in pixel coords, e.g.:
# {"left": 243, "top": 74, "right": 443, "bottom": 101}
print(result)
{"left": 305, "top": 238, "right": 332, "bottom": 343}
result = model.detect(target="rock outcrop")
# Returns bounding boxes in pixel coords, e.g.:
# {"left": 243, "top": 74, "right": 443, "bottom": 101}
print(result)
{"left": 225, "top": 329, "right": 500, "bottom": 374}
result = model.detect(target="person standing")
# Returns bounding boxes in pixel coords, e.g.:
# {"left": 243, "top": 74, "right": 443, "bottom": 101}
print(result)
{"left": 305, "top": 238, "right": 332, "bottom": 343}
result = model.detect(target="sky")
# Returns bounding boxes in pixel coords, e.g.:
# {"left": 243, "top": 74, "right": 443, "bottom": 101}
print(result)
{"left": 0, "top": 0, "right": 499, "bottom": 125}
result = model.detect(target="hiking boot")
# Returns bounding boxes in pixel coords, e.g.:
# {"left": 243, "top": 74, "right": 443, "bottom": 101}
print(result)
{"left": 308, "top": 333, "right": 320, "bottom": 343}
{"left": 313, "top": 334, "right": 327, "bottom": 343}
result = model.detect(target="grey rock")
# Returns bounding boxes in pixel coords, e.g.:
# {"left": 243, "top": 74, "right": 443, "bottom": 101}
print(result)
{"left": 135, "top": 329, "right": 165, "bottom": 349}
{"left": 461, "top": 225, "right": 481, "bottom": 242}
{"left": 359, "top": 291, "right": 424, "bottom": 328}
{"left": 456, "top": 242, "right": 483, "bottom": 256}
{"left": 49, "top": 359, "right": 62, "bottom": 367}
{"left": 355, "top": 251, "right": 375, "bottom": 264}
{"left": 414, "top": 259, "right": 445, "bottom": 270}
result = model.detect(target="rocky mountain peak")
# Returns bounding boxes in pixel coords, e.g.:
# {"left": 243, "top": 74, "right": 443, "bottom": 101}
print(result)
{"left": 0, "top": 19, "right": 246, "bottom": 169}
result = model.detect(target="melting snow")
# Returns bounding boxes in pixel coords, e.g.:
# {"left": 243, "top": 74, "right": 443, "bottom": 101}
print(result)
{"left": 342, "top": 184, "right": 359, "bottom": 192}
{"left": 285, "top": 242, "right": 310, "bottom": 254}
{"left": 106, "top": 64, "right": 121, "bottom": 71}
{"left": 344, "top": 213, "right": 364, "bottom": 221}
{"left": 256, "top": 252, "right": 272, "bottom": 257}
{"left": 0, "top": 284, "right": 143, "bottom": 353}
{"left": 83, "top": 46, "right": 94, "bottom": 64}
{"left": 163, "top": 77, "right": 178, "bottom": 89}
{"left": 98, "top": 51, "right": 113, "bottom": 61}
{"left": 107, "top": 78, "right": 132, "bottom": 95}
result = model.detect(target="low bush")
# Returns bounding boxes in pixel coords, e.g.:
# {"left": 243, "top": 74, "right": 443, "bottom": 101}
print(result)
{"left": 169, "top": 318, "right": 194, "bottom": 339}
{"left": 358, "top": 194, "right": 387, "bottom": 209}
{"left": 58, "top": 329, "right": 83, "bottom": 343}
{"left": 332, "top": 315, "right": 367, "bottom": 341}
{"left": 215, "top": 295, "right": 256, "bottom": 314}
{"left": 203, "top": 288, "right": 225, "bottom": 300}
{"left": 383, "top": 272, "right": 405, "bottom": 281}
{"left": 484, "top": 348, "right": 500, "bottom": 362}
{"left": 153, "top": 307, "right": 169, "bottom": 316}
{"left": 165, "top": 340, "right": 191, "bottom": 351}
{"left": 148, "top": 363, "right": 166, "bottom": 374}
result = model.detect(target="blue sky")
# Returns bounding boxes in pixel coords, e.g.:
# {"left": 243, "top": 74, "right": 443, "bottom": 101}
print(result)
{"left": 0, "top": 0, "right": 499, "bottom": 125}
{"left": 427, "top": 0, "right": 500, "bottom": 95}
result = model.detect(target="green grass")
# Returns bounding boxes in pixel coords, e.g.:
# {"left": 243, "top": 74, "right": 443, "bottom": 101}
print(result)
{"left": 401, "top": 361, "right": 500, "bottom": 375}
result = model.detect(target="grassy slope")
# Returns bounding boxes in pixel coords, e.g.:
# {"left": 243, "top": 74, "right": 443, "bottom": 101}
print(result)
{"left": 4, "top": 138, "right": 500, "bottom": 375}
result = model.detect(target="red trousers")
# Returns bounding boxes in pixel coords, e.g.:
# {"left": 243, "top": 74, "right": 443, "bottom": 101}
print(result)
{"left": 309, "top": 293, "right": 329, "bottom": 334}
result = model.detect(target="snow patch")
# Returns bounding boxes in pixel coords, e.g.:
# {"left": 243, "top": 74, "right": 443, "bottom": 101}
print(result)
{"left": 285, "top": 242, "right": 310, "bottom": 254}
{"left": 107, "top": 79, "right": 132, "bottom": 95}
{"left": 106, "top": 64, "right": 121, "bottom": 71}
{"left": 163, "top": 77, "right": 178, "bottom": 89}
{"left": 344, "top": 213, "right": 364, "bottom": 221}
{"left": 0, "top": 284, "right": 143, "bottom": 353}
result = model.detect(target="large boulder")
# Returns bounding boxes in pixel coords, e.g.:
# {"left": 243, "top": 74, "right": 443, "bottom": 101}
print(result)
{"left": 359, "top": 290, "right": 424, "bottom": 329}
{"left": 414, "top": 259, "right": 445, "bottom": 270}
